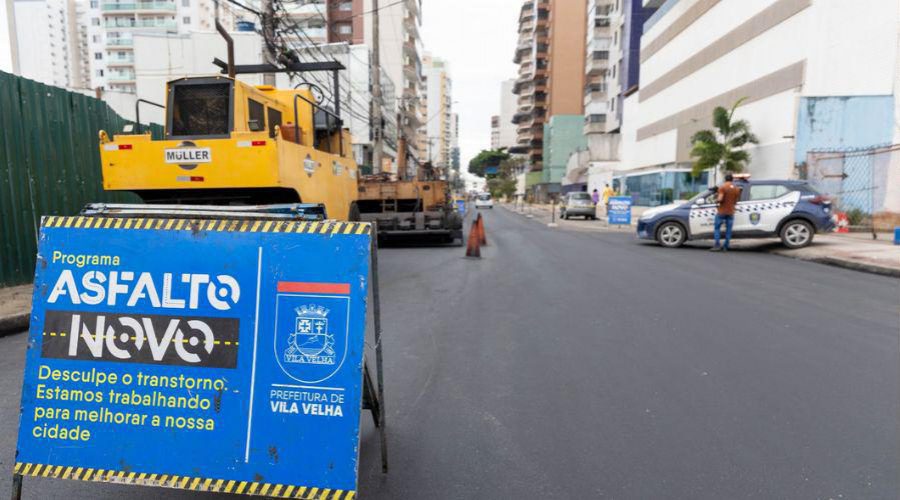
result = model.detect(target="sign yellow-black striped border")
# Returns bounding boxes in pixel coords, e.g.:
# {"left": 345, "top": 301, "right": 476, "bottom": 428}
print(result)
{"left": 13, "top": 462, "right": 354, "bottom": 499}
{"left": 41, "top": 216, "right": 371, "bottom": 236}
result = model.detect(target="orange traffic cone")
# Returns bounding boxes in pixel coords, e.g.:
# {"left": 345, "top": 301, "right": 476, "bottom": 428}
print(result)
{"left": 476, "top": 213, "right": 487, "bottom": 246}
{"left": 465, "top": 220, "right": 481, "bottom": 258}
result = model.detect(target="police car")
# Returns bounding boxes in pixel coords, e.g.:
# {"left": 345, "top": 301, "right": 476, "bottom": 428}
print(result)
{"left": 637, "top": 178, "right": 835, "bottom": 249}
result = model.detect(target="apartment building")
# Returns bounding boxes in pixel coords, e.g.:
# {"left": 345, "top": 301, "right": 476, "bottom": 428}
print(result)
{"left": 539, "top": 0, "right": 587, "bottom": 198}
{"left": 326, "top": 0, "right": 362, "bottom": 44}
{"left": 617, "top": 0, "right": 899, "bottom": 208}
{"left": 510, "top": 1, "right": 549, "bottom": 176}
{"left": 362, "top": 0, "right": 424, "bottom": 177}
{"left": 81, "top": 0, "right": 250, "bottom": 94}
{"left": 283, "top": 0, "right": 327, "bottom": 46}
{"left": 578, "top": 0, "right": 656, "bottom": 193}
{"left": 496, "top": 78, "right": 518, "bottom": 150}
{"left": 422, "top": 54, "right": 453, "bottom": 171}
{"left": 11, "top": 0, "right": 73, "bottom": 87}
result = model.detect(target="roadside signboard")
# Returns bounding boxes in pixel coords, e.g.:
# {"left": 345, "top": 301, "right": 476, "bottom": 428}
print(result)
{"left": 15, "top": 216, "right": 372, "bottom": 499}
{"left": 608, "top": 196, "right": 633, "bottom": 225}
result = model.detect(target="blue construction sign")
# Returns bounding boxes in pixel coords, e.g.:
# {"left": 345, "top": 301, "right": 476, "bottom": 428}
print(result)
{"left": 608, "top": 196, "right": 633, "bottom": 225}
{"left": 15, "top": 215, "right": 372, "bottom": 499}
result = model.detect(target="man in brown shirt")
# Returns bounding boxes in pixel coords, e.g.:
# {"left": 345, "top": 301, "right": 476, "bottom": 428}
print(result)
{"left": 711, "top": 173, "right": 742, "bottom": 251}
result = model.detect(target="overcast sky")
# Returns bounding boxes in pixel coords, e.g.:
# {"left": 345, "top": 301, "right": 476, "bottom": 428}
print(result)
{"left": 421, "top": 0, "right": 520, "bottom": 171}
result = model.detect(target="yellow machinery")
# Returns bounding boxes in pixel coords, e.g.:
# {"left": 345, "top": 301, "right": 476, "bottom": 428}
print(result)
{"left": 99, "top": 75, "right": 360, "bottom": 220}
{"left": 357, "top": 168, "right": 463, "bottom": 244}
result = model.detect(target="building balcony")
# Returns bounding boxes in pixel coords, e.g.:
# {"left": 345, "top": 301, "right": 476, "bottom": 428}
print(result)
{"left": 105, "top": 38, "right": 133, "bottom": 48}
{"left": 106, "top": 55, "right": 135, "bottom": 66}
{"left": 586, "top": 54, "right": 609, "bottom": 75}
{"left": 104, "top": 18, "right": 177, "bottom": 29}
{"left": 283, "top": 1, "right": 325, "bottom": 18}
{"left": 101, "top": 1, "right": 176, "bottom": 14}
{"left": 403, "top": 38, "right": 418, "bottom": 56}
{"left": 107, "top": 72, "right": 135, "bottom": 82}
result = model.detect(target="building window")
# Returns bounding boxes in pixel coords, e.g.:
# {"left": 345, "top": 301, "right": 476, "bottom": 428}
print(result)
{"left": 183, "top": 16, "right": 190, "bottom": 24}
{"left": 97, "top": 69, "right": 104, "bottom": 76}
{"left": 337, "top": 23, "right": 351, "bottom": 34}
{"left": 94, "top": 52, "right": 103, "bottom": 60}
{"left": 90, "top": 0, "right": 97, "bottom": 7}
{"left": 92, "top": 34, "right": 101, "bottom": 42}
{"left": 267, "top": 107, "right": 282, "bottom": 138}
{"left": 182, "top": 0, "right": 190, "bottom": 5}
{"left": 619, "top": 171, "right": 710, "bottom": 207}
{"left": 588, "top": 114, "right": 607, "bottom": 123}
{"left": 339, "top": 1, "right": 352, "bottom": 10}
{"left": 91, "top": 17, "right": 100, "bottom": 26}
{"left": 592, "top": 50, "right": 609, "bottom": 60}
{"left": 247, "top": 99, "right": 265, "bottom": 131}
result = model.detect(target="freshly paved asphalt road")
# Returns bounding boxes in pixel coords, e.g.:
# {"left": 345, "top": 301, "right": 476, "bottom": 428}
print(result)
{"left": 0, "top": 206, "right": 897, "bottom": 499}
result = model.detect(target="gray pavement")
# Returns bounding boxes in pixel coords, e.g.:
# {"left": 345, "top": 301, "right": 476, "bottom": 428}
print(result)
{"left": 0, "top": 207, "right": 897, "bottom": 499}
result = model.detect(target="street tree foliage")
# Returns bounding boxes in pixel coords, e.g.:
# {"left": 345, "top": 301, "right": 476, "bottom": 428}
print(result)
{"left": 690, "top": 98, "right": 759, "bottom": 178}
{"left": 468, "top": 149, "right": 510, "bottom": 177}
{"left": 486, "top": 156, "right": 523, "bottom": 200}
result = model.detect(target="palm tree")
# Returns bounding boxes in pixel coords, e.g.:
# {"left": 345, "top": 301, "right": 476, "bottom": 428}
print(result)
{"left": 690, "top": 98, "right": 759, "bottom": 182}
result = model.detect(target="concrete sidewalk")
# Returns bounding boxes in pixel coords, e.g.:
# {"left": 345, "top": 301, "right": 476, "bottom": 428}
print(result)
{"left": 0, "top": 284, "right": 32, "bottom": 335}
{"left": 502, "top": 203, "right": 900, "bottom": 277}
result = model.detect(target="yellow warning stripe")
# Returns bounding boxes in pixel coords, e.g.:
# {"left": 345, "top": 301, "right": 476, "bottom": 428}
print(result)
{"left": 13, "top": 463, "right": 351, "bottom": 499}
{"left": 41, "top": 216, "right": 372, "bottom": 235}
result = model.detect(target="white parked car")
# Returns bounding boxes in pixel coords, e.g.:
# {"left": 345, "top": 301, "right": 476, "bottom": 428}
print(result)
{"left": 474, "top": 193, "right": 494, "bottom": 209}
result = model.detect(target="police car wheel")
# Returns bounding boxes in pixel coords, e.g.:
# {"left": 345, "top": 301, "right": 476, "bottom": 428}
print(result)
{"left": 657, "top": 222, "right": 686, "bottom": 248}
{"left": 780, "top": 220, "right": 814, "bottom": 249}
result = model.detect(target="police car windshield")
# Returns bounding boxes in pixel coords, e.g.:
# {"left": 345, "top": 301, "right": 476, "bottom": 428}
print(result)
{"left": 478, "top": 194, "right": 491, "bottom": 201}
{"left": 688, "top": 190, "right": 714, "bottom": 203}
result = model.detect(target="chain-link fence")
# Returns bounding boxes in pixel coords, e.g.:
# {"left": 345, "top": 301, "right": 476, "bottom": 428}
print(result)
{"left": 803, "top": 145, "right": 900, "bottom": 234}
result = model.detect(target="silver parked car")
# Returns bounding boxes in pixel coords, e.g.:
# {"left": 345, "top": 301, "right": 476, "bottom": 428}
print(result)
{"left": 560, "top": 192, "right": 597, "bottom": 220}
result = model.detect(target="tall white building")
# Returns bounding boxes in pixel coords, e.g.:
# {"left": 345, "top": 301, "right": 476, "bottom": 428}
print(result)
{"left": 616, "top": 0, "right": 899, "bottom": 208}
{"left": 422, "top": 54, "right": 452, "bottom": 170}
{"left": 497, "top": 77, "right": 517, "bottom": 150}
{"left": 80, "top": 0, "right": 249, "bottom": 93}
{"left": 12, "top": 0, "right": 72, "bottom": 87}
{"left": 364, "top": 0, "right": 423, "bottom": 174}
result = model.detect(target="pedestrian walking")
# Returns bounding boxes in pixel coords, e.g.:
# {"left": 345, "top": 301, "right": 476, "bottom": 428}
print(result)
{"left": 710, "top": 173, "right": 742, "bottom": 252}
{"left": 591, "top": 188, "right": 600, "bottom": 205}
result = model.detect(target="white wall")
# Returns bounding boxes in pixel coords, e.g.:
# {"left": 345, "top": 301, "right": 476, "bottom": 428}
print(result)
{"left": 133, "top": 31, "right": 264, "bottom": 124}
{"left": 498, "top": 78, "right": 517, "bottom": 149}
{"left": 15, "top": 0, "right": 70, "bottom": 87}
{"left": 630, "top": 0, "right": 898, "bottom": 178}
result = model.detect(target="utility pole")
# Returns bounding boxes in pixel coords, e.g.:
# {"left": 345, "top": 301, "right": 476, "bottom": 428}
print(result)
{"left": 262, "top": 0, "right": 277, "bottom": 85}
{"left": 371, "top": 0, "right": 384, "bottom": 174}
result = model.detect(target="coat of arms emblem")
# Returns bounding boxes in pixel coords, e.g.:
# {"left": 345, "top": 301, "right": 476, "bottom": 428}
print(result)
{"left": 284, "top": 305, "right": 335, "bottom": 365}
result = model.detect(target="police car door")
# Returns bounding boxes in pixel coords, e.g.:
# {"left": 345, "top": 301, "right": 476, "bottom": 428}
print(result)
{"left": 688, "top": 190, "right": 718, "bottom": 236}
{"left": 738, "top": 184, "right": 798, "bottom": 233}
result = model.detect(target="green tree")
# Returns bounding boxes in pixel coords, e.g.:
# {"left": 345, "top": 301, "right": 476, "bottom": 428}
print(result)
{"left": 486, "top": 156, "right": 523, "bottom": 200}
{"left": 690, "top": 98, "right": 759, "bottom": 179}
{"left": 467, "top": 148, "right": 510, "bottom": 177}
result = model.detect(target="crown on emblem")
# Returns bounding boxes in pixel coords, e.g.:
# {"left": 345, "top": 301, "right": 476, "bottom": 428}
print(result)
{"left": 295, "top": 305, "right": 329, "bottom": 318}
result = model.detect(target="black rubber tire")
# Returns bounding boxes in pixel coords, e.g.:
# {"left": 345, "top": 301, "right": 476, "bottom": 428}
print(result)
{"left": 348, "top": 202, "right": 361, "bottom": 222}
{"left": 779, "top": 219, "right": 814, "bottom": 249}
{"left": 656, "top": 221, "right": 687, "bottom": 248}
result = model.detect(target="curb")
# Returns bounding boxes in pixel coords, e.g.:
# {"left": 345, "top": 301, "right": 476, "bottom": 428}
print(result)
{"left": 0, "top": 313, "right": 30, "bottom": 337}
{"left": 772, "top": 252, "right": 900, "bottom": 279}
{"left": 807, "top": 256, "right": 900, "bottom": 279}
